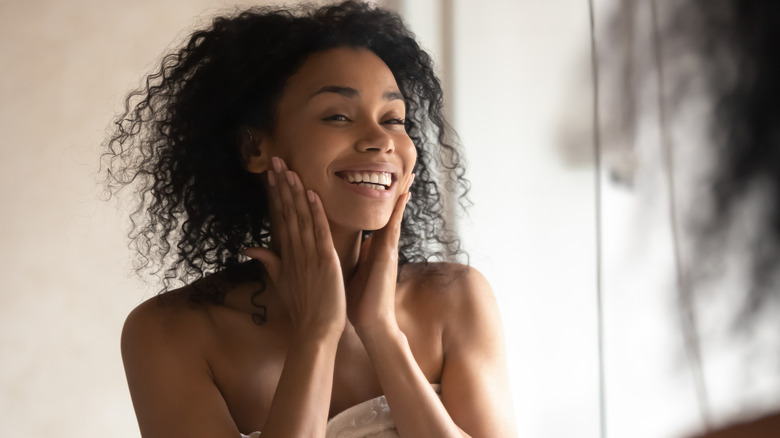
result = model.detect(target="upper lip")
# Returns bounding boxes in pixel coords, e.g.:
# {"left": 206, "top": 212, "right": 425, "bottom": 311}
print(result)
{"left": 334, "top": 162, "right": 401, "bottom": 183}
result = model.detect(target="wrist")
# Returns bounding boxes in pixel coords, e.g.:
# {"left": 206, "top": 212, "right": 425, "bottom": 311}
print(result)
{"left": 294, "top": 320, "right": 345, "bottom": 347}
{"left": 355, "top": 320, "right": 404, "bottom": 349}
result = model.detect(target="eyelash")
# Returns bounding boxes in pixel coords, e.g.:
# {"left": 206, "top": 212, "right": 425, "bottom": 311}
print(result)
{"left": 322, "top": 114, "right": 405, "bottom": 125}
{"left": 383, "top": 118, "right": 406, "bottom": 125}
{"left": 323, "top": 114, "right": 350, "bottom": 122}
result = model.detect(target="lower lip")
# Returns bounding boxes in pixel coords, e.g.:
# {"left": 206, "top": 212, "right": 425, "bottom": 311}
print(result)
{"left": 337, "top": 177, "right": 395, "bottom": 199}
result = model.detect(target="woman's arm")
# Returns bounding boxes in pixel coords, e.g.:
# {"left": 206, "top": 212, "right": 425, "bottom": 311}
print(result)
{"left": 258, "top": 329, "right": 340, "bottom": 437}
{"left": 438, "top": 267, "right": 518, "bottom": 437}
{"left": 346, "top": 180, "right": 517, "bottom": 437}
{"left": 121, "top": 298, "right": 342, "bottom": 438}
{"left": 246, "top": 158, "right": 347, "bottom": 437}
{"left": 356, "top": 266, "right": 518, "bottom": 438}
{"left": 358, "top": 322, "right": 465, "bottom": 437}
{"left": 123, "top": 158, "right": 347, "bottom": 437}
{"left": 122, "top": 300, "right": 243, "bottom": 438}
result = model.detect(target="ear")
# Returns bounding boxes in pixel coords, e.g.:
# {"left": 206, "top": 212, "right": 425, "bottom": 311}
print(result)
{"left": 238, "top": 127, "right": 273, "bottom": 174}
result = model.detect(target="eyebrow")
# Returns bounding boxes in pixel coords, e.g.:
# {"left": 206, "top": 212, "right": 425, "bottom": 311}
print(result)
{"left": 309, "top": 85, "right": 404, "bottom": 102}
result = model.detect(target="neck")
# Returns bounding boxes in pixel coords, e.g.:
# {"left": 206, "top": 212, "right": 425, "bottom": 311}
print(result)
{"left": 328, "top": 225, "right": 362, "bottom": 283}
{"left": 268, "top": 220, "right": 362, "bottom": 284}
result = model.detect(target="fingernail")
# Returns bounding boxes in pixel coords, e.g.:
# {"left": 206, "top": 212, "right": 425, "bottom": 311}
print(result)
{"left": 407, "top": 192, "right": 412, "bottom": 204}
{"left": 267, "top": 170, "right": 276, "bottom": 186}
{"left": 286, "top": 171, "right": 295, "bottom": 186}
{"left": 272, "top": 156, "right": 282, "bottom": 173}
{"left": 307, "top": 190, "right": 315, "bottom": 203}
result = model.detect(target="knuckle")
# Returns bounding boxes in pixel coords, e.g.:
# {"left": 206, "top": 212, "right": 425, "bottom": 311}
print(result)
{"left": 282, "top": 203, "right": 295, "bottom": 219}
{"left": 298, "top": 213, "right": 312, "bottom": 228}
{"left": 379, "top": 247, "right": 398, "bottom": 262}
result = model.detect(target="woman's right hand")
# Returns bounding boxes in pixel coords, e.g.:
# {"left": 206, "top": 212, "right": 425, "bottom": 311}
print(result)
{"left": 244, "top": 156, "right": 346, "bottom": 339}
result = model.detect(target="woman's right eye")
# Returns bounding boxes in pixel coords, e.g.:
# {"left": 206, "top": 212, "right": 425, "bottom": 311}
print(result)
{"left": 323, "top": 114, "right": 350, "bottom": 122}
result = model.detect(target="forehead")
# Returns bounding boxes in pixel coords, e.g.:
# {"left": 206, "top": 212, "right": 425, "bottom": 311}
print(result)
{"left": 280, "top": 47, "right": 400, "bottom": 100}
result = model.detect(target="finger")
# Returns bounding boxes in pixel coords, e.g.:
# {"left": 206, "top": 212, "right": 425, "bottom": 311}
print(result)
{"left": 276, "top": 155, "right": 288, "bottom": 172}
{"left": 308, "top": 190, "right": 338, "bottom": 259}
{"left": 358, "top": 235, "right": 373, "bottom": 265}
{"left": 243, "top": 247, "right": 281, "bottom": 284}
{"left": 378, "top": 187, "right": 410, "bottom": 249}
{"left": 390, "top": 172, "right": 414, "bottom": 236}
{"left": 288, "top": 171, "right": 317, "bottom": 263}
{"left": 276, "top": 165, "right": 303, "bottom": 262}
{"left": 368, "top": 172, "right": 412, "bottom": 249}
{"left": 267, "top": 158, "right": 288, "bottom": 252}
{"left": 390, "top": 189, "right": 410, "bottom": 238}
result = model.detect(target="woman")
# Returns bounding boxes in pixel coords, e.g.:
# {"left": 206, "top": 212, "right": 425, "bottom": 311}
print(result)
{"left": 105, "top": 2, "right": 517, "bottom": 437}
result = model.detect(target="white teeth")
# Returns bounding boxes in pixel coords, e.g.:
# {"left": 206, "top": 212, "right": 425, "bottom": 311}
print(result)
{"left": 341, "top": 171, "right": 392, "bottom": 187}
{"left": 357, "top": 182, "right": 387, "bottom": 191}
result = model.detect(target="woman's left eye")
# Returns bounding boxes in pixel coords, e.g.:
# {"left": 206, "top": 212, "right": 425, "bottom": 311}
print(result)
{"left": 323, "top": 114, "right": 350, "bottom": 122}
{"left": 382, "top": 118, "right": 405, "bottom": 125}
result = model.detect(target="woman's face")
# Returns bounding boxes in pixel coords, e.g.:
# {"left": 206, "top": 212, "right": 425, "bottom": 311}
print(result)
{"left": 267, "top": 47, "right": 417, "bottom": 233}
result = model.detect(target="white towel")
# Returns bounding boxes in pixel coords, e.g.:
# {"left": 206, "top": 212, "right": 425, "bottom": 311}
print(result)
{"left": 241, "top": 384, "right": 441, "bottom": 438}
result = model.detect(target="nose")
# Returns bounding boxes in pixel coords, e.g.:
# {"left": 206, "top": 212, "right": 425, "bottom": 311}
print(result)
{"left": 355, "top": 122, "right": 394, "bottom": 153}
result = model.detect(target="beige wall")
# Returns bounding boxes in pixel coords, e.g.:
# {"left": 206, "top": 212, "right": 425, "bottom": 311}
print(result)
{"left": 0, "top": 1, "right": 292, "bottom": 436}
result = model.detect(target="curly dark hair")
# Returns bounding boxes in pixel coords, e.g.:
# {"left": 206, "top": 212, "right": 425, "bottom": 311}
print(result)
{"left": 605, "top": 0, "right": 780, "bottom": 326}
{"left": 102, "top": 1, "right": 469, "bottom": 301}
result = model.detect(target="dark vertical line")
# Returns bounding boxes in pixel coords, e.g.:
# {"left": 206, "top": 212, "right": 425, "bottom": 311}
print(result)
{"left": 587, "top": 1, "right": 607, "bottom": 437}
{"left": 649, "top": 0, "right": 713, "bottom": 430}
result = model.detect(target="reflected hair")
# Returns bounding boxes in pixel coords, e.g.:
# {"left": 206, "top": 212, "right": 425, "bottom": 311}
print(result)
{"left": 606, "top": 0, "right": 780, "bottom": 323}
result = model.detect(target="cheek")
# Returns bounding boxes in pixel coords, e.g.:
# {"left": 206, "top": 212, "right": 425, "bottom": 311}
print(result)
{"left": 272, "top": 114, "right": 322, "bottom": 162}
{"left": 285, "top": 149, "right": 333, "bottom": 191}
{"left": 274, "top": 135, "right": 321, "bottom": 172}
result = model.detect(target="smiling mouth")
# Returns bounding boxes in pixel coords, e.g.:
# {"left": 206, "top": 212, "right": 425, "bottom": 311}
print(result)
{"left": 336, "top": 170, "right": 392, "bottom": 191}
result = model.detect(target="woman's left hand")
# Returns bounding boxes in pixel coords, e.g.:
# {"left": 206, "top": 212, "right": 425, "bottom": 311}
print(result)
{"left": 346, "top": 174, "right": 413, "bottom": 335}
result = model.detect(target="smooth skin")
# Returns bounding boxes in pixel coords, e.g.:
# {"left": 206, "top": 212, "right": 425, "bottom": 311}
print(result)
{"left": 121, "top": 48, "right": 517, "bottom": 438}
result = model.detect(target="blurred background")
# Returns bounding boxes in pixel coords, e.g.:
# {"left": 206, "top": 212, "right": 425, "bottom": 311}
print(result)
{"left": 1, "top": 0, "right": 778, "bottom": 437}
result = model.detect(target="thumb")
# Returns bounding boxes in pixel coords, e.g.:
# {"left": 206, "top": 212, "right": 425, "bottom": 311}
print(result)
{"left": 243, "top": 247, "right": 280, "bottom": 284}
{"left": 358, "top": 235, "right": 373, "bottom": 265}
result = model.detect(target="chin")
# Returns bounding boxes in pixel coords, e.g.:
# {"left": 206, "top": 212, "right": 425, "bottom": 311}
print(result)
{"left": 332, "top": 212, "right": 392, "bottom": 233}
{"left": 358, "top": 216, "right": 392, "bottom": 232}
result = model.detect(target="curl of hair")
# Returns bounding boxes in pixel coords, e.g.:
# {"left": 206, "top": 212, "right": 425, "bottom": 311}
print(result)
{"left": 102, "top": 1, "right": 469, "bottom": 301}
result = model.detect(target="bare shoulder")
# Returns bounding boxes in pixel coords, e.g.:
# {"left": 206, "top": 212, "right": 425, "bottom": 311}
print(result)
{"left": 121, "top": 264, "right": 262, "bottom": 358}
{"left": 398, "top": 263, "right": 499, "bottom": 345}
{"left": 399, "top": 262, "right": 495, "bottom": 310}
{"left": 124, "top": 289, "right": 194, "bottom": 330}
{"left": 121, "top": 287, "right": 214, "bottom": 372}
{"left": 403, "top": 264, "right": 517, "bottom": 436}
{"left": 121, "top": 285, "right": 242, "bottom": 436}
{"left": 401, "top": 261, "right": 489, "bottom": 290}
